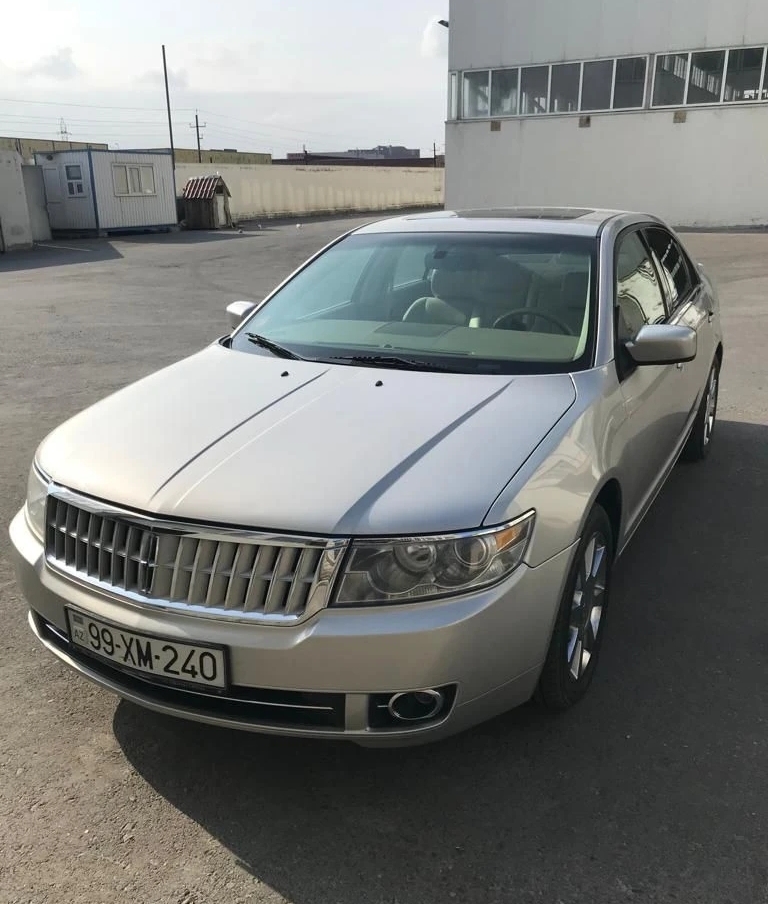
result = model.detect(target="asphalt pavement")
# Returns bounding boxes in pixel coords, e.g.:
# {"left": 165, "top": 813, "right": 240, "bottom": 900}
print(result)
{"left": 1, "top": 217, "right": 767, "bottom": 904}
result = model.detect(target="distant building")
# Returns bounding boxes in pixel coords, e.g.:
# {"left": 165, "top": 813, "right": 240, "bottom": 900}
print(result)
{"left": 0, "top": 136, "right": 107, "bottom": 163}
{"left": 150, "top": 148, "right": 272, "bottom": 165}
{"left": 286, "top": 145, "right": 421, "bottom": 161}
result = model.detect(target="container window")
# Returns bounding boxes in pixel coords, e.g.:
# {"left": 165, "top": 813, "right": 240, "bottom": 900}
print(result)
{"left": 113, "top": 165, "right": 129, "bottom": 195}
{"left": 140, "top": 166, "right": 156, "bottom": 194}
{"left": 65, "top": 165, "right": 82, "bottom": 180}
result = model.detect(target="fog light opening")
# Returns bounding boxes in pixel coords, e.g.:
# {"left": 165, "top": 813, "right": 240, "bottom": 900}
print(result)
{"left": 387, "top": 689, "right": 445, "bottom": 722}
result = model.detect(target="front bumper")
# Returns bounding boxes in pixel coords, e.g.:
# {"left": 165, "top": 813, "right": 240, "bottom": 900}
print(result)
{"left": 10, "top": 508, "right": 574, "bottom": 746}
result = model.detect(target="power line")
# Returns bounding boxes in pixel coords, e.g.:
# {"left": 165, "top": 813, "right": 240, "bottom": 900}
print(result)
{"left": 0, "top": 96, "right": 195, "bottom": 113}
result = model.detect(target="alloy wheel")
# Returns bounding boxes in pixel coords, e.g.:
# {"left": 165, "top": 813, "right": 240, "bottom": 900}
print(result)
{"left": 703, "top": 366, "right": 719, "bottom": 447}
{"left": 567, "top": 532, "right": 608, "bottom": 681}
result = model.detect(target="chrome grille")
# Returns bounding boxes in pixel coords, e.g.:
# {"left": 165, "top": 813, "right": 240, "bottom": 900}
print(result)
{"left": 45, "top": 491, "right": 346, "bottom": 623}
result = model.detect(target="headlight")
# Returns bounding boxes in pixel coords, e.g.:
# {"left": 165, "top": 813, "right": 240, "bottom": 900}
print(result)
{"left": 25, "top": 463, "right": 50, "bottom": 541}
{"left": 334, "top": 511, "right": 535, "bottom": 606}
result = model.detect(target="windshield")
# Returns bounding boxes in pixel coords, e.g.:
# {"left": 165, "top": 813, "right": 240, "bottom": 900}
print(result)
{"left": 230, "top": 232, "right": 598, "bottom": 374}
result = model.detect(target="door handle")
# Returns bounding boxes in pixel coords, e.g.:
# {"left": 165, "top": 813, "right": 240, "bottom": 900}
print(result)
{"left": 676, "top": 363, "right": 684, "bottom": 370}
{"left": 707, "top": 311, "right": 715, "bottom": 323}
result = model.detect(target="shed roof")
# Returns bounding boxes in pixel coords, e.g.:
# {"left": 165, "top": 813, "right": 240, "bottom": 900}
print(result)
{"left": 182, "top": 175, "right": 231, "bottom": 200}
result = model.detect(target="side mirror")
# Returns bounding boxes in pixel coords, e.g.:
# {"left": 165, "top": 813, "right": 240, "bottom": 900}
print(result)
{"left": 226, "top": 300, "right": 257, "bottom": 331}
{"left": 625, "top": 324, "right": 697, "bottom": 366}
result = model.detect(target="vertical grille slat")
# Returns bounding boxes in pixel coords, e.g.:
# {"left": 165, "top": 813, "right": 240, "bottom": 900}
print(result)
{"left": 44, "top": 496, "right": 332, "bottom": 621}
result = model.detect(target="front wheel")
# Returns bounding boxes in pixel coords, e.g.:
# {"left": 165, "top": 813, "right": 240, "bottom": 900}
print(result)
{"left": 536, "top": 505, "right": 614, "bottom": 711}
{"left": 681, "top": 359, "right": 720, "bottom": 462}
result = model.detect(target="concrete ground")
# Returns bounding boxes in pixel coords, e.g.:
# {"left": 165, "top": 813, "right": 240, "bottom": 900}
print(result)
{"left": 1, "top": 217, "right": 767, "bottom": 904}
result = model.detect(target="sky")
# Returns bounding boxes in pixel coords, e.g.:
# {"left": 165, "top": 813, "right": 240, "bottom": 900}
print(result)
{"left": 0, "top": 0, "right": 449, "bottom": 158}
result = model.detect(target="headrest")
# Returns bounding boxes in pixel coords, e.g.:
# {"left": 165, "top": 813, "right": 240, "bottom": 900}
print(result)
{"left": 431, "top": 267, "right": 477, "bottom": 302}
{"left": 474, "top": 257, "right": 531, "bottom": 298}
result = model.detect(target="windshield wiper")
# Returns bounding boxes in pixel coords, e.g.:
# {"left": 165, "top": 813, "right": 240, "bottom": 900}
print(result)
{"left": 245, "top": 333, "right": 304, "bottom": 360}
{"left": 329, "top": 354, "right": 456, "bottom": 373}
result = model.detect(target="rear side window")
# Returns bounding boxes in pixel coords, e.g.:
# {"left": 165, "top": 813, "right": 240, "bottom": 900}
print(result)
{"left": 644, "top": 227, "right": 696, "bottom": 311}
{"left": 615, "top": 231, "right": 667, "bottom": 342}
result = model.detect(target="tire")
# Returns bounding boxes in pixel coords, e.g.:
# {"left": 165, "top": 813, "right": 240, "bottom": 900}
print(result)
{"left": 536, "top": 505, "right": 614, "bottom": 711}
{"left": 681, "top": 358, "right": 720, "bottom": 463}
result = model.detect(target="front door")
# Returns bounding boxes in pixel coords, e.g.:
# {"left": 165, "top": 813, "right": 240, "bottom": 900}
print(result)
{"left": 613, "top": 229, "right": 692, "bottom": 530}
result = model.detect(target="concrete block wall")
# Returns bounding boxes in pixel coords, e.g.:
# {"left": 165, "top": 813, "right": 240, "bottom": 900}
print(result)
{"left": 0, "top": 151, "right": 33, "bottom": 250}
{"left": 175, "top": 163, "right": 445, "bottom": 221}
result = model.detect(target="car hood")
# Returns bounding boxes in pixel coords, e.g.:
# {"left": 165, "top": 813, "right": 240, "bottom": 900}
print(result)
{"left": 37, "top": 344, "right": 577, "bottom": 536}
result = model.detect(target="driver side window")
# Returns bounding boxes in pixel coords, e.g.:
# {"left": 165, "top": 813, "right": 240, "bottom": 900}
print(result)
{"left": 615, "top": 231, "right": 667, "bottom": 345}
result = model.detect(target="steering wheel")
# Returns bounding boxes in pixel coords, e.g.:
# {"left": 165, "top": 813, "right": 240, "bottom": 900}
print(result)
{"left": 494, "top": 308, "right": 575, "bottom": 336}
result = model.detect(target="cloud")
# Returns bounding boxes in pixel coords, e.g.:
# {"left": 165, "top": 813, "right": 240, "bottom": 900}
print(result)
{"left": 421, "top": 16, "right": 448, "bottom": 59}
{"left": 26, "top": 47, "right": 81, "bottom": 80}
{"left": 138, "top": 68, "right": 189, "bottom": 89}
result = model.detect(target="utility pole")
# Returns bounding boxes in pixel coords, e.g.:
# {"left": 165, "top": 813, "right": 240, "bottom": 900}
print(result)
{"left": 433, "top": 141, "right": 437, "bottom": 167}
{"left": 190, "top": 112, "right": 206, "bottom": 162}
{"left": 59, "top": 118, "right": 70, "bottom": 141}
{"left": 161, "top": 45, "right": 176, "bottom": 173}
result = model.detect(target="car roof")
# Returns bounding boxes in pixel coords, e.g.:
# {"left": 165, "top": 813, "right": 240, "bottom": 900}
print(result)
{"left": 355, "top": 207, "right": 648, "bottom": 238}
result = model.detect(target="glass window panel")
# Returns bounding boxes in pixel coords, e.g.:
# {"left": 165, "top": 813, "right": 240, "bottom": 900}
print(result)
{"left": 520, "top": 66, "right": 549, "bottom": 114}
{"left": 724, "top": 47, "right": 765, "bottom": 102}
{"left": 653, "top": 53, "right": 689, "bottom": 106}
{"left": 581, "top": 59, "right": 613, "bottom": 110}
{"left": 113, "top": 165, "right": 129, "bottom": 195}
{"left": 140, "top": 166, "right": 155, "bottom": 194}
{"left": 686, "top": 50, "right": 726, "bottom": 104}
{"left": 616, "top": 233, "right": 667, "bottom": 343}
{"left": 613, "top": 57, "right": 647, "bottom": 108}
{"left": 645, "top": 228, "right": 695, "bottom": 310}
{"left": 491, "top": 68, "right": 519, "bottom": 116}
{"left": 549, "top": 63, "right": 580, "bottom": 113}
{"left": 128, "top": 166, "right": 141, "bottom": 194}
{"left": 65, "top": 164, "right": 82, "bottom": 180}
{"left": 462, "top": 71, "right": 490, "bottom": 118}
{"left": 449, "top": 72, "right": 459, "bottom": 119}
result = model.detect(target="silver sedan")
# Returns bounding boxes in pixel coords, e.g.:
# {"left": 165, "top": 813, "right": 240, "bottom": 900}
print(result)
{"left": 9, "top": 208, "right": 723, "bottom": 746}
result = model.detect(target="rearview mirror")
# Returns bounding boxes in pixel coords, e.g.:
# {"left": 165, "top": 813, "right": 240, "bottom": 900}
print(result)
{"left": 625, "top": 324, "right": 697, "bottom": 366}
{"left": 226, "top": 300, "right": 257, "bottom": 331}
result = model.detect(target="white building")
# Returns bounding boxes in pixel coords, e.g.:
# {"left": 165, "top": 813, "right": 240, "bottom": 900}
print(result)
{"left": 34, "top": 149, "right": 177, "bottom": 234}
{"left": 445, "top": 0, "right": 768, "bottom": 227}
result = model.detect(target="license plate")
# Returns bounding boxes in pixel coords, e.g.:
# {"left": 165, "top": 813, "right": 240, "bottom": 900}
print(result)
{"left": 65, "top": 609, "right": 228, "bottom": 691}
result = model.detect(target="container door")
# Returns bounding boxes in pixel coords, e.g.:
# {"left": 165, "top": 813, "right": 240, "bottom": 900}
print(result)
{"left": 42, "top": 166, "right": 64, "bottom": 229}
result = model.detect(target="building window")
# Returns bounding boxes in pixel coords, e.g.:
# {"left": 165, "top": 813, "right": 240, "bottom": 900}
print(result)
{"left": 614, "top": 56, "right": 647, "bottom": 108}
{"left": 520, "top": 65, "right": 549, "bottom": 114}
{"left": 581, "top": 59, "right": 614, "bottom": 111}
{"left": 550, "top": 63, "right": 580, "bottom": 113}
{"left": 457, "top": 43, "right": 768, "bottom": 122}
{"left": 491, "top": 68, "right": 520, "bottom": 116}
{"left": 449, "top": 72, "right": 459, "bottom": 120}
{"left": 652, "top": 53, "right": 690, "bottom": 106}
{"left": 113, "top": 164, "right": 156, "bottom": 196}
{"left": 462, "top": 71, "right": 490, "bottom": 118}
{"left": 686, "top": 50, "right": 726, "bottom": 104}
{"left": 65, "top": 164, "right": 85, "bottom": 197}
{"left": 723, "top": 47, "right": 765, "bottom": 101}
